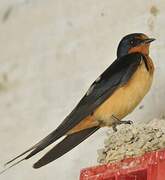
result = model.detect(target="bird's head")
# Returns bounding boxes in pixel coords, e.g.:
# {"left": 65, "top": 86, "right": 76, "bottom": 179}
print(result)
{"left": 117, "top": 33, "right": 155, "bottom": 58}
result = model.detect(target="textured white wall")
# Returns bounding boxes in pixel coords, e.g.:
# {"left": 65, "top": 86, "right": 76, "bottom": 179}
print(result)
{"left": 0, "top": 0, "right": 164, "bottom": 179}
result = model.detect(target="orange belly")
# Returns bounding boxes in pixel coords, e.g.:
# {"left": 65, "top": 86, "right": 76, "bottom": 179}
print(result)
{"left": 93, "top": 59, "right": 153, "bottom": 126}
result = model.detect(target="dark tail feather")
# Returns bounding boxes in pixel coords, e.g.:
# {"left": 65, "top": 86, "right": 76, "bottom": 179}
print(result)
{"left": 4, "top": 126, "right": 71, "bottom": 167}
{"left": 4, "top": 146, "right": 34, "bottom": 166}
{"left": 23, "top": 128, "right": 69, "bottom": 160}
{"left": 33, "top": 126, "right": 99, "bottom": 169}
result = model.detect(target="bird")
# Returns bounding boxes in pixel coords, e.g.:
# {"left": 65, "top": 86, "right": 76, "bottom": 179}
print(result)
{"left": 2, "top": 33, "right": 155, "bottom": 173}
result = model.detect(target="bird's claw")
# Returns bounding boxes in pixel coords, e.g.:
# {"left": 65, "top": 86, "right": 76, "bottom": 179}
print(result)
{"left": 112, "top": 124, "right": 118, "bottom": 132}
{"left": 111, "top": 115, "right": 133, "bottom": 132}
{"left": 121, "top": 120, "right": 133, "bottom": 125}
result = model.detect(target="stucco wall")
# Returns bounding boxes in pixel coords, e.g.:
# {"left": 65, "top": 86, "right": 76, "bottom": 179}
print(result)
{"left": 0, "top": 0, "right": 164, "bottom": 179}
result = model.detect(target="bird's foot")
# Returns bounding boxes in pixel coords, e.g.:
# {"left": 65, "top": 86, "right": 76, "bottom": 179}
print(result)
{"left": 112, "top": 115, "right": 133, "bottom": 132}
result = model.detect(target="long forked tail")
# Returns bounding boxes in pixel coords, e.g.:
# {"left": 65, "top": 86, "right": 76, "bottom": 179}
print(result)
{"left": 3, "top": 117, "right": 80, "bottom": 167}
{"left": 33, "top": 126, "right": 99, "bottom": 168}
{"left": 1, "top": 126, "right": 99, "bottom": 174}
{"left": 3, "top": 132, "right": 61, "bottom": 167}
{"left": 1, "top": 127, "right": 73, "bottom": 174}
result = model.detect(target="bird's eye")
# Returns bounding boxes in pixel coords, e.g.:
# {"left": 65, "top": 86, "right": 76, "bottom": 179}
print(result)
{"left": 130, "top": 40, "right": 134, "bottom": 45}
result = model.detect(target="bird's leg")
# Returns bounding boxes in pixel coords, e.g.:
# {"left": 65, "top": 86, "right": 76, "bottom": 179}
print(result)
{"left": 111, "top": 115, "right": 133, "bottom": 132}
{"left": 112, "top": 115, "right": 133, "bottom": 125}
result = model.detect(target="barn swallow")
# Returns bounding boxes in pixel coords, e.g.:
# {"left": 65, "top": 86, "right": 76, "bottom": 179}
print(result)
{"left": 2, "top": 33, "right": 155, "bottom": 173}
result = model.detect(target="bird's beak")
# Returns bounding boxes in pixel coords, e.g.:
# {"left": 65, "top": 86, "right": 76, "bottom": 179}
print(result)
{"left": 143, "top": 38, "right": 156, "bottom": 44}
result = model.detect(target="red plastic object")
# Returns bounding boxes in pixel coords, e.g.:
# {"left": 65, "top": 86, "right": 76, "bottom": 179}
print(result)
{"left": 80, "top": 149, "right": 165, "bottom": 180}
